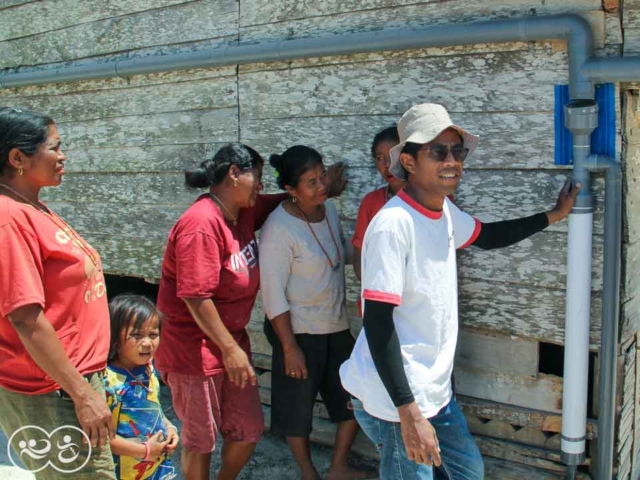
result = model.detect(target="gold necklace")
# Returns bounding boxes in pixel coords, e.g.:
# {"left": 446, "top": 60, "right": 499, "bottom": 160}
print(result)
{"left": 209, "top": 193, "right": 238, "bottom": 226}
{"left": 293, "top": 202, "right": 342, "bottom": 272}
{"left": 0, "top": 183, "right": 100, "bottom": 268}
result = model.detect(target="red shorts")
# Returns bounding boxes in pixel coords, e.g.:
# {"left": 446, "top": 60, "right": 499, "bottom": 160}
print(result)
{"left": 162, "top": 371, "right": 264, "bottom": 453}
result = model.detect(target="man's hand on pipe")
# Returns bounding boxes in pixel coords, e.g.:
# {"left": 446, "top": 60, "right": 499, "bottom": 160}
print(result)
{"left": 546, "top": 179, "right": 582, "bottom": 225}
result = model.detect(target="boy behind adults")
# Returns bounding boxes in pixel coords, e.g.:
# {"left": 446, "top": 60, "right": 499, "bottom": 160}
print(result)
{"left": 339, "top": 103, "right": 580, "bottom": 480}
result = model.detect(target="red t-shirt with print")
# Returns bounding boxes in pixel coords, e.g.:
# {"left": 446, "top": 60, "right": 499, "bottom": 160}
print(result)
{"left": 155, "top": 193, "right": 285, "bottom": 375}
{"left": 0, "top": 197, "right": 110, "bottom": 394}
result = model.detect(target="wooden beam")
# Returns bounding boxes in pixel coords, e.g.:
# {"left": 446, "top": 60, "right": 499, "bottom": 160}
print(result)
{"left": 456, "top": 330, "right": 539, "bottom": 377}
{"left": 454, "top": 369, "right": 563, "bottom": 413}
{"left": 476, "top": 436, "right": 589, "bottom": 473}
{"left": 457, "top": 396, "right": 597, "bottom": 439}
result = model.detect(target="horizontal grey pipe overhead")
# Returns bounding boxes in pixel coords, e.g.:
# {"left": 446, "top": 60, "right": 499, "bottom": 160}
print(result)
{"left": 1, "top": 14, "right": 595, "bottom": 98}
{"left": 581, "top": 56, "right": 640, "bottom": 82}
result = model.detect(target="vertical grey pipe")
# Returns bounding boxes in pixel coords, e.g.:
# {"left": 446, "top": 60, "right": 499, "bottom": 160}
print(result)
{"left": 587, "top": 154, "right": 622, "bottom": 480}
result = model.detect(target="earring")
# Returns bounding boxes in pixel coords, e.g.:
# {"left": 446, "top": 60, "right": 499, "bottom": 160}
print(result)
{"left": 233, "top": 178, "right": 238, "bottom": 187}
{"left": 17, "top": 166, "right": 23, "bottom": 176}
{"left": 292, "top": 196, "right": 298, "bottom": 203}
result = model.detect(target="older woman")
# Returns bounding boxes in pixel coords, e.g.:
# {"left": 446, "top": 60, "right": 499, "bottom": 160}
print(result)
{"left": 259, "top": 145, "right": 369, "bottom": 480}
{"left": 0, "top": 107, "right": 115, "bottom": 478}
{"left": 155, "top": 143, "right": 345, "bottom": 480}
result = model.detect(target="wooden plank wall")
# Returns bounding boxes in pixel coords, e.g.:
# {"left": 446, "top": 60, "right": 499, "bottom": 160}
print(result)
{"left": 0, "top": 0, "right": 631, "bottom": 476}
{"left": 615, "top": 340, "right": 636, "bottom": 479}
{"left": 623, "top": 89, "right": 640, "bottom": 479}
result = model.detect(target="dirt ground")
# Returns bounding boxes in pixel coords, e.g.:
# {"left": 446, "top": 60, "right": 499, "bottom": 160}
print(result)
{"left": 0, "top": 383, "right": 378, "bottom": 480}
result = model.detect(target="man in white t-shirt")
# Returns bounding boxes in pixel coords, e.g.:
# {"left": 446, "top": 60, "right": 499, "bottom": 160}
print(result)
{"left": 339, "top": 104, "right": 579, "bottom": 480}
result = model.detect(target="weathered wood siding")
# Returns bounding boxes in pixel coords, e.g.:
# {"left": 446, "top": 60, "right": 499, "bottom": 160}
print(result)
{"left": 623, "top": 89, "right": 640, "bottom": 479}
{"left": 0, "top": 0, "right": 634, "bottom": 475}
{"left": 622, "top": 90, "right": 640, "bottom": 344}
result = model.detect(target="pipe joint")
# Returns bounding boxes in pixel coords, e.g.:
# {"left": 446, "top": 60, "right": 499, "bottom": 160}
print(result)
{"left": 585, "top": 154, "right": 622, "bottom": 179}
{"left": 561, "top": 451, "right": 586, "bottom": 466}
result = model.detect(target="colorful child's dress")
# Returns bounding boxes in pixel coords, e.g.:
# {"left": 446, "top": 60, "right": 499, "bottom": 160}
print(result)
{"left": 104, "top": 363, "right": 177, "bottom": 480}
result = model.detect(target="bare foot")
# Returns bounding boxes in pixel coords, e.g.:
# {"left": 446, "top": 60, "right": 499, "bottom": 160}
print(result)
{"left": 326, "top": 466, "right": 378, "bottom": 480}
{"left": 301, "top": 468, "right": 322, "bottom": 480}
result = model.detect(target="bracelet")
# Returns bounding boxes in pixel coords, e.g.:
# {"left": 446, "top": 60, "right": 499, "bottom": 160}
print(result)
{"left": 166, "top": 425, "right": 177, "bottom": 432}
{"left": 142, "top": 441, "right": 150, "bottom": 461}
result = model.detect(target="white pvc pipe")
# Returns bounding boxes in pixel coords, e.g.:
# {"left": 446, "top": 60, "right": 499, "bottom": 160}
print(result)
{"left": 561, "top": 212, "right": 593, "bottom": 460}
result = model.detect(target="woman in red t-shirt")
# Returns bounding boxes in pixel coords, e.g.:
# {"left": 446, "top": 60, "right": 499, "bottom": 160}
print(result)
{"left": 155, "top": 144, "right": 345, "bottom": 480}
{"left": 352, "top": 126, "right": 404, "bottom": 280}
{"left": 0, "top": 107, "right": 115, "bottom": 478}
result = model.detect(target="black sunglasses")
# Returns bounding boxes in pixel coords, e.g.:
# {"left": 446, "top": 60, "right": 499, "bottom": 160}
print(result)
{"left": 420, "top": 144, "right": 469, "bottom": 162}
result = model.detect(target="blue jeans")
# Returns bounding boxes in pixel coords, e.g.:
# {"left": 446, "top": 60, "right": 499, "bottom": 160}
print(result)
{"left": 352, "top": 397, "right": 484, "bottom": 480}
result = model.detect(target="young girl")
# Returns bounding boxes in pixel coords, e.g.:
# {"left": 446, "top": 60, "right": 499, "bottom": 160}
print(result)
{"left": 104, "top": 294, "right": 179, "bottom": 480}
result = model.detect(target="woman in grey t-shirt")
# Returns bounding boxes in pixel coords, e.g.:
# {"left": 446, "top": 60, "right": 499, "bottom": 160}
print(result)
{"left": 260, "top": 145, "right": 368, "bottom": 480}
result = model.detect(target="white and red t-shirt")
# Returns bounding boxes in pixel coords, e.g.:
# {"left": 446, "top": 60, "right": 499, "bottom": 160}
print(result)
{"left": 0, "top": 196, "right": 110, "bottom": 394}
{"left": 155, "top": 193, "right": 284, "bottom": 376}
{"left": 340, "top": 189, "right": 480, "bottom": 421}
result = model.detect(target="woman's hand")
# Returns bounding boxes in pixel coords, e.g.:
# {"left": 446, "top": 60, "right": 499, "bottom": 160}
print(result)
{"left": 147, "top": 431, "right": 170, "bottom": 462}
{"left": 325, "top": 162, "right": 348, "bottom": 198}
{"left": 165, "top": 427, "right": 180, "bottom": 455}
{"left": 547, "top": 179, "right": 581, "bottom": 225}
{"left": 7, "top": 304, "right": 115, "bottom": 448}
{"left": 72, "top": 386, "right": 116, "bottom": 448}
{"left": 222, "top": 344, "right": 257, "bottom": 389}
{"left": 283, "top": 344, "right": 308, "bottom": 380}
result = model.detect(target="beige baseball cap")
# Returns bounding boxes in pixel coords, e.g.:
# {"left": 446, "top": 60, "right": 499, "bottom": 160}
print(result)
{"left": 389, "top": 103, "right": 479, "bottom": 180}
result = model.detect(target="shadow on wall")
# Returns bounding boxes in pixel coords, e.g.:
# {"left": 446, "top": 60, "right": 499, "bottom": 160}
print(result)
{"left": 105, "top": 274, "right": 159, "bottom": 302}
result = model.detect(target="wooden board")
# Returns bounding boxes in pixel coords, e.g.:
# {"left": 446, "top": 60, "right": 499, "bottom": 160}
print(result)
{"left": 240, "top": 0, "right": 601, "bottom": 28}
{"left": 0, "top": 0, "right": 238, "bottom": 68}
{"left": 55, "top": 108, "right": 238, "bottom": 150}
{"left": 458, "top": 231, "right": 604, "bottom": 291}
{"left": 0, "top": 0, "right": 38, "bottom": 10}
{"left": 475, "top": 435, "right": 587, "bottom": 473}
{"left": 466, "top": 416, "right": 562, "bottom": 450}
{"left": 0, "top": 65, "right": 237, "bottom": 98}
{"left": 61, "top": 144, "right": 227, "bottom": 174}
{"left": 455, "top": 330, "right": 539, "bottom": 377}
{"left": 10, "top": 76, "right": 238, "bottom": 123}
{"left": 454, "top": 369, "right": 563, "bottom": 413}
{"left": 458, "top": 395, "right": 597, "bottom": 439}
{"left": 484, "top": 456, "right": 590, "bottom": 479}
{"left": 238, "top": 50, "right": 568, "bottom": 119}
{"left": 0, "top": 0, "right": 192, "bottom": 43}
{"left": 458, "top": 279, "right": 602, "bottom": 350}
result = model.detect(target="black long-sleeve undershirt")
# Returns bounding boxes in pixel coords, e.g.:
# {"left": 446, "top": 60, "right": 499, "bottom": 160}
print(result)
{"left": 363, "top": 212, "right": 550, "bottom": 407}
{"left": 472, "top": 212, "right": 548, "bottom": 250}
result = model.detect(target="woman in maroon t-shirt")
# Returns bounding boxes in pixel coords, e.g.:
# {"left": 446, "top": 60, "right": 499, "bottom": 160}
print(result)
{"left": 155, "top": 144, "right": 345, "bottom": 480}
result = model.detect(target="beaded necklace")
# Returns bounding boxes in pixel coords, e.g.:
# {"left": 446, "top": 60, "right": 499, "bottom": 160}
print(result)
{"left": 0, "top": 183, "right": 100, "bottom": 269}
{"left": 294, "top": 202, "right": 342, "bottom": 272}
